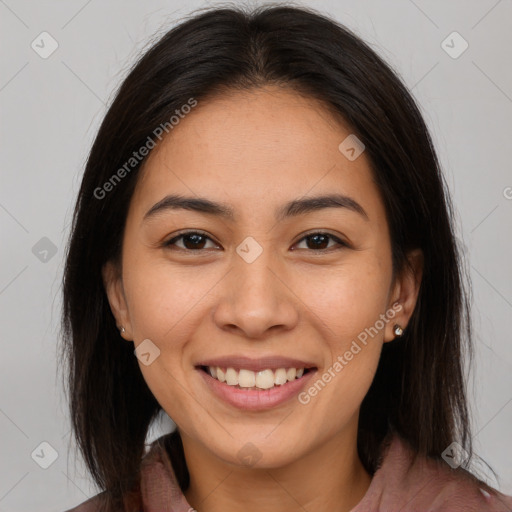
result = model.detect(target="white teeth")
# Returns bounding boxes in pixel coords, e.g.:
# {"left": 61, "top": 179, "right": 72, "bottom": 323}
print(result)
{"left": 238, "top": 369, "right": 255, "bottom": 388}
{"left": 255, "top": 369, "right": 275, "bottom": 389}
{"left": 206, "top": 366, "right": 308, "bottom": 389}
{"left": 274, "top": 368, "right": 288, "bottom": 385}
{"left": 225, "top": 367, "right": 238, "bottom": 386}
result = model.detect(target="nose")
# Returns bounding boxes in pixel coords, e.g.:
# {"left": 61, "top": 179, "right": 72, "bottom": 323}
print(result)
{"left": 212, "top": 244, "right": 300, "bottom": 340}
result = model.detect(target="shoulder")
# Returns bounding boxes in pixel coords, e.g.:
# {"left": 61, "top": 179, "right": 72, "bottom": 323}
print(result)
{"left": 62, "top": 433, "right": 177, "bottom": 512}
{"left": 62, "top": 492, "right": 106, "bottom": 512}
{"left": 62, "top": 487, "right": 143, "bottom": 512}
{"left": 355, "top": 433, "right": 512, "bottom": 512}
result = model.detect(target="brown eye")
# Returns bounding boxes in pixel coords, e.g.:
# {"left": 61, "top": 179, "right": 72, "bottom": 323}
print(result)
{"left": 163, "top": 230, "right": 347, "bottom": 253}
{"left": 165, "top": 231, "right": 219, "bottom": 251}
{"left": 294, "top": 232, "right": 347, "bottom": 251}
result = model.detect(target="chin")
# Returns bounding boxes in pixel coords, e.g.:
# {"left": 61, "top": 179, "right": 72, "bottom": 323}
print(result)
{"left": 208, "top": 432, "right": 306, "bottom": 469}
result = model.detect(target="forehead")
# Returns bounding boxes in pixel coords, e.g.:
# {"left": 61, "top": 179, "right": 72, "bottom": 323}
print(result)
{"left": 129, "top": 86, "right": 384, "bottom": 223}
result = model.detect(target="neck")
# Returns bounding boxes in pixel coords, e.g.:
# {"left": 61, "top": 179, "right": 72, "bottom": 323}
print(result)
{"left": 181, "top": 427, "right": 372, "bottom": 512}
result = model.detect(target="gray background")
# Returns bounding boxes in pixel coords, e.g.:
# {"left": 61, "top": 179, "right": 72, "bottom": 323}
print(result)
{"left": 1, "top": 0, "right": 511, "bottom": 510}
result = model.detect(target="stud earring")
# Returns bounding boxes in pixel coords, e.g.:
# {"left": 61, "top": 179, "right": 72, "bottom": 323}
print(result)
{"left": 120, "top": 326, "right": 126, "bottom": 334}
{"left": 393, "top": 324, "right": 403, "bottom": 337}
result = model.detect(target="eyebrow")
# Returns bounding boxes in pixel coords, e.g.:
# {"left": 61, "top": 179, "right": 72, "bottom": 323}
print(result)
{"left": 143, "top": 193, "right": 369, "bottom": 223}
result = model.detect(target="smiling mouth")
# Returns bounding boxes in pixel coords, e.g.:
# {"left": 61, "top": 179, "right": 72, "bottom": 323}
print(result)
{"left": 198, "top": 365, "right": 315, "bottom": 390}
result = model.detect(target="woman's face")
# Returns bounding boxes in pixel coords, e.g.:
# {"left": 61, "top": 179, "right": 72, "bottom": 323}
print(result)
{"left": 104, "top": 86, "right": 419, "bottom": 468}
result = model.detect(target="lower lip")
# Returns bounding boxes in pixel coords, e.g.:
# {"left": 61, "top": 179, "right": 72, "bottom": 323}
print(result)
{"left": 197, "top": 368, "right": 317, "bottom": 411}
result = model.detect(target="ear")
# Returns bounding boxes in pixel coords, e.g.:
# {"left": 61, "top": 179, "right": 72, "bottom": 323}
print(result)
{"left": 384, "top": 248, "right": 423, "bottom": 342}
{"left": 102, "top": 261, "right": 133, "bottom": 341}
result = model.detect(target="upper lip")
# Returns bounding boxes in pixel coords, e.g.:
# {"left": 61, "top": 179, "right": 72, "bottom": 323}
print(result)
{"left": 196, "top": 355, "right": 317, "bottom": 372}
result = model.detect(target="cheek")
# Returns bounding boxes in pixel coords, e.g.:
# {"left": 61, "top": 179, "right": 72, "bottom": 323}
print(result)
{"left": 122, "top": 251, "right": 209, "bottom": 342}
{"left": 297, "top": 256, "right": 391, "bottom": 342}
{"left": 294, "top": 264, "right": 389, "bottom": 438}
{"left": 120, "top": 255, "right": 219, "bottom": 408}
{"left": 294, "top": 256, "right": 391, "bottom": 409}
{"left": 122, "top": 263, "right": 203, "bottom": 425}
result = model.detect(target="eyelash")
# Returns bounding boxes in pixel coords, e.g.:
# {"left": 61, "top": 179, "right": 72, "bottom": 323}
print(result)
{"left": 163, "top": 230, "right": 348, "bottom": 253}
